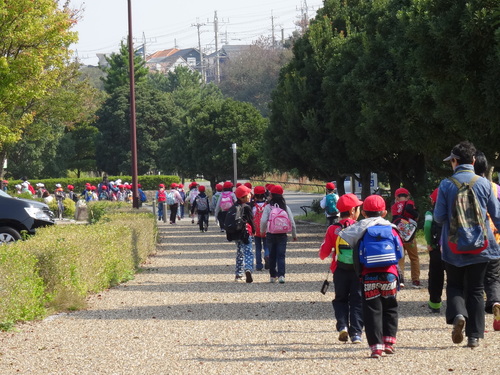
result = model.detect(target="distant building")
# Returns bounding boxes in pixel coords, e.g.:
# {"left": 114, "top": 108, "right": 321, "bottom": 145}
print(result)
{"left": 145, "top": 48, "right": 201, "bottom": 76}
{"left": 205, "top": 45, "right": 252, "bottom": 83}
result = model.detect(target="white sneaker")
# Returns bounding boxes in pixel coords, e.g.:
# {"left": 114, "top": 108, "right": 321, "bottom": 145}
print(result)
{"left": 278, "top": 276, "right": 285, "bottom": 284}
{"left": 338, "top": 328, "right": 348, "bottom": 342}
{"left": 270, "top": 277, "right": 277, "bottom": 283}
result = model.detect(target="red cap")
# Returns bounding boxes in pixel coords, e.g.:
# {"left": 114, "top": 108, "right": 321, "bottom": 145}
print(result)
{"left": 244, "top": 182, "right": 252, "bottom": 189}
{"left": 254, "top": 186, "right": 265, "bottom": 195}
{"left": 223, "top": 181, "right": 233, "bottom": 189}
{"left": 137, "top": 184, "right": 142, "bottom": 188}
{"left": 215, "top": 184, "right": 223, "bottom": 192}
{"left": 430, "top": 188, "right": 439, "bottom": 204}
{"left": 91, "top": 186, "right": 96, "bottom": 191}
{"left": 102, "top": 185, "right": 107, "bottom": 190}
{"left": 337, "top": 193, "right": 363, "bottom": 212}
{"left": 198, "top": 185, "right": 206, "bottom": 192}
{"left": 67, "top": 185, "right": 74, "bottom": 190}
{"left": 326, "top": 182, "right": 336, "bottom": 190}
{"left": 178, "top": 184, "right": 183, "bottom": 188}
{"left": 395, "top": 187, "right": 410, "bottom": 197}
{"left": 363, "top": 195, "right": 386, "bottom": 211}
{"left": 171, "top": 183, "right": 178, "bottom": 189}
{"left": 235, "top": 185, "right": 251, "bottom": 198}
{"left": 159, "top": 184, "right": 165, "bottom": 188}
{"left": 236, "top": 183, "right": 242, "bottom": 188}
{"left": 270, "top": 185, "right": 284, "bottom": 195}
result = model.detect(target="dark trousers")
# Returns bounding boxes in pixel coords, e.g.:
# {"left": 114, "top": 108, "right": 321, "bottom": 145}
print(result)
{"left": 362, "top": 272, "right": 398, "bottom": 346}
{"left": 169, "top": 203, "right": 178, "bottom": 223}
{"left": 445, "top": 262, "right": 488, "bottom": 339}
{"left": 332, "top": 266, "right": 363, "bottom": 337}
{"left": 267, "top": 233, "right": 287, "bottom": 278}
{"left": 198, "top": 211, "right": 209, "bottom": 231}
{"left": 428, "top": 247, "right": 445, "bottom": 304}
{"left": 217, "top": 211, "right": 228, "bottom": 230}
{"left": 327, "top": 215, "right": 339, "bottom": 226}
{"left": 484, "top": 259, "right": 500, "bottom": 314}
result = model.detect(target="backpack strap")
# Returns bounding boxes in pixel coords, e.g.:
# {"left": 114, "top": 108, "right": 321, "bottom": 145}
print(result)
{"left": 449, "top": 174, "right": 479, "bottom": 189}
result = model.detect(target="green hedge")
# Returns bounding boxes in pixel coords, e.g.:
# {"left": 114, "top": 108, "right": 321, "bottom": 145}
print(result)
{"left": 5, "top": 175, "right": 180, "bottom": 194}
{"left": 0, "top": 210, "right": 157, "bottom": 329}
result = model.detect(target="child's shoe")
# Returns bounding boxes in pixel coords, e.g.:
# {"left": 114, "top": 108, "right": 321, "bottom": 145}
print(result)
{"left": 351, "top": 335, "right": 362, "bottom": 344}
{"left": 270, "top": 277, "right": 277, "bottom": 283}
{"left": 338, "top": 328, "right": 348, "bottom": 342}
{"left": 493, "top": 303, "right": 500, "bottom": 331}
{"left": 370, "top": 350, "right": 383, "bottom": 359}
{"left": 278, "top": 276, "right": 285, "bottom": 284}
{"left": 245, "top": 270, "right": 253, "bottom": 283}
{"left": 235, "top": 275, "right": 244, "bottom": 282}
{"left": 384, "top": 345, "right": 395, "bottom": 355}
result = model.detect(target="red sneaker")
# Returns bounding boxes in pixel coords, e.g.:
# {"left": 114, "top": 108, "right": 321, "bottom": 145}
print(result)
{"left": 370, "top": 350, "right": 383, "bottom": 359}
{"left": 493, "top": 303, "right": 500, "bottom": 331}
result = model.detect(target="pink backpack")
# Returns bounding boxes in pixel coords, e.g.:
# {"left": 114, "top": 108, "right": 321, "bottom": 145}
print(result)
{"left": 267, "top": 204, "right": 292, "bottom": 234}
{"left": 219, "top": 191, "right": 233, "bottom": 211}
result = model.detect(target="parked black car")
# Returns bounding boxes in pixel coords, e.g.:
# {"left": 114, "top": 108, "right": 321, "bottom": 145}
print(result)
{"left": 0, "top": 190, "right": 55, "bottom": 243}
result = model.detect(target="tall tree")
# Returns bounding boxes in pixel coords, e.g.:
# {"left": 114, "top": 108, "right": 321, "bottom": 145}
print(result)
{"left": 0, "top": 0, "right": 78, "bottom": 178}
{"left": 100, "top": 42, "right": 148, "bottom": 94}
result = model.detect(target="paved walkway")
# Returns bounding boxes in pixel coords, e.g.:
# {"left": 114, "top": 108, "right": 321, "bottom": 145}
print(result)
{"left": 0, "top": 217, "right": 499, "bottom": 374}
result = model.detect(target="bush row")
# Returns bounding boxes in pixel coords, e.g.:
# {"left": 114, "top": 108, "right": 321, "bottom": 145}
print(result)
{"left": 5, "top": 175, "right": 181, "bottom": 193}
{"left": 0, "top": 210, "right": 157, "bottom": 330}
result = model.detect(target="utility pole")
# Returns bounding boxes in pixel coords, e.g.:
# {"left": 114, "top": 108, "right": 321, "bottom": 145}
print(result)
{"left": 207, "top": 11, "right": 228, "bottom": 84}
{"left": 232, "top": 143, "right": 237, "bottom": 188}
{"left": 271, "top": 11, "right": 276, "bottom": 49}
{"left": 214, "top": 11, "right": 220, "bottom": 84}
{"left": 191, "top": 20, "right": 206, "bottom": 83}
{"left": 127, "top": 0, "right": 139, "bottom": 209}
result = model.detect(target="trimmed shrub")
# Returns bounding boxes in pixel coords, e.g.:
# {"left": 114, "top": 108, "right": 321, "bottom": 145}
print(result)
{"left": 0, "top": 244, "right": 48, "bottom": 329}
{"left": 0, "top": 210, "right": 156, "bottom": 327}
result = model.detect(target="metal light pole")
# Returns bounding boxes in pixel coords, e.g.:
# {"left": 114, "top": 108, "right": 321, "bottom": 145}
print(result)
{"left": 232, "top": 143, "right": 237, "bottom": 187}
{"left": 128, "top": 0, "right": 139, "bottom": 208}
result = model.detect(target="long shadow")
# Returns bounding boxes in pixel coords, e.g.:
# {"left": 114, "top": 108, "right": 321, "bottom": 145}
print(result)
{"left": 72, "top": 299, "right": 440, "bottom": 321}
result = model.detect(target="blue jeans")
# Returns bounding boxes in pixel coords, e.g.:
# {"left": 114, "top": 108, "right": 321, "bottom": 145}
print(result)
{"left": 158, "top": 202, "right": 165, "bottom": 220}
{"left": 267, "top": 233, "right": 287, "bottom": 278}
{"left": 235, "top": 237, "right": 254, "bottom": 276}
{"left": 254, "top": 236, "right": 269, "bottom": 270}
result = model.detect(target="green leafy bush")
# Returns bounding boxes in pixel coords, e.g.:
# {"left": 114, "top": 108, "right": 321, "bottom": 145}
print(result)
{"left": 47, "top": 198, "right": 76, "bottom": 219}
{"left": 0, "top": 210, "right": 156, "bottom": 328}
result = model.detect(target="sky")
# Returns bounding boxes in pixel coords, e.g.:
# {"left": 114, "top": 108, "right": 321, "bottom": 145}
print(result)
{"left": 67, "top": 0, "right": 323, "bottom": 66}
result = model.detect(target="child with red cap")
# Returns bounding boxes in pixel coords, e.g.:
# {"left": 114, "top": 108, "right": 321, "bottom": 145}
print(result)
{"left": 391, "top": 187, "right": 420, "bottom": 288}
{"left": 319, "top": 193, "right": 364, "bottom": 344}
{"left": 259, "top": 185, "right": 297, "bottom": 283}
{"left": 253, "top": 186, "right": 269, "bottom": 271}
{"left": 424, "top": 188, "right": 445, "bottom": 313}
{"left": 214, "top": 181, "right": 236, "bottom": 232}
{"left": 231, "top": 185, "right": 256, "bottom": 283}
{"left": 339, "top": 195, "right": 404, "bottom": 359}
{"left": 191, "top": 185, "right": 210, "bottom": 232}
{"left": 320, "top": 182, "right": 339, "bottom": 225}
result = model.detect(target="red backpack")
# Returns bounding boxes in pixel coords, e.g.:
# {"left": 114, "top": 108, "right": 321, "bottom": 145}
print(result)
{"left": 253, "top": 202, "right": 267, "bottom": 237}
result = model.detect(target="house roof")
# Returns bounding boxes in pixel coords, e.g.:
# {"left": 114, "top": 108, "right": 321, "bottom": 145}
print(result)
{"left": 147, "top": 49, "right": 179, "bottom": 60}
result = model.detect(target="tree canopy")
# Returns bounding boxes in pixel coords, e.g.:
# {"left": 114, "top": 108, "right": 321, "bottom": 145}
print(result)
{"left": 269, "top": 0, "right": 499, "bottom": 197}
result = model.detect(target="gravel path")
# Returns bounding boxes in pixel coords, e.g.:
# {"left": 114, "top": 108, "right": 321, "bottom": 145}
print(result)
{"left": 0, "top": 217, "right": 499, "bottom": 374}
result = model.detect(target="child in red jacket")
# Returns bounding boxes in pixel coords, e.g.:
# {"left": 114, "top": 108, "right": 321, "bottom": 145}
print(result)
{"left": 319, "top": 194, "right": 364, "bottom": 344}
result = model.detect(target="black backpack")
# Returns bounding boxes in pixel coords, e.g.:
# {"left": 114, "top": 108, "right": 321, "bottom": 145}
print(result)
{"left": 224, "top": 204, "right": 245, "bottom": 241}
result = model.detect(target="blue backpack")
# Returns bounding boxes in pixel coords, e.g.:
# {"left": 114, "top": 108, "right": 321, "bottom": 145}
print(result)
{"left": 359, "top": 225, "right": 401, "bottom": 268}
{"left": 325, "top": 194, "right": 339, "bottom": 215}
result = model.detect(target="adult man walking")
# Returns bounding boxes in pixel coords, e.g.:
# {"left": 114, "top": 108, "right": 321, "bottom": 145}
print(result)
{"left": 434, "top": 141, "right": 500, "bottom": 348}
